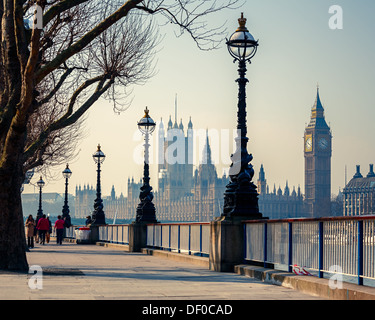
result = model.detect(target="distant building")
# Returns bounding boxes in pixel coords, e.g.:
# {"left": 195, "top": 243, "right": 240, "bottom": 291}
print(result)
{"left": 257, "top": 164, "right": 307, "bottom": 219}
{"left": 74, "top": 117, "right": 228, "bottom": 222}
{"left": 157, "top": 115, "right": 194, "bottom": 201}
{"left": 304, "top": 88, "right": 332, "bottom": 218}
{"left": 74, "top": 89, "right": 338, "bottom": 221}
{"left": 343, "top": 164, "right": 375, "bottom": 216}
{"left": 74, "top": 116, "right": 309, "bottom": 221}
{"left": 22, "top": 192, "right": 75, "bottom": 218}
{"left": 74, "top": 185, "right": 95, "bottom": 219}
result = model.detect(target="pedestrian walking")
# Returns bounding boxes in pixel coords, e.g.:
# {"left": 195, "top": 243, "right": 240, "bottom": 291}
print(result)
{"left": 37, "top": 214, "right": 50, "bottom": 245}
{"left": 25, "top": 215, "right": 35, "bottom": 248}
{"left": 54, "top": 215, "right": 65, "bottom": 245}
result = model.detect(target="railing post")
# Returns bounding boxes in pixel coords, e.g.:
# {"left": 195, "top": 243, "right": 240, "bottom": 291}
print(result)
{"left": 243, "top": 223, "right": 247, "bottom": 263}
{"left": 288, "top": 222, "right": 293, "bottom": 273}
{"left": 152, "top": 224, "right": 155, "bottom": 247}
{"left": 160, "top": 225, "right": 163, "bottom": 250}
{"left": 358, "top": 220, "right": 364, "bottom": 286}
{"left": 263, "top": 222, "right": 268, "bottom": 268}
{"left": 319, "top": 221, "right": 324, "bottom": 278}
{"left": 145, "top": 225, "right": 147, "bottom": 247}
{"left": 178, "top": 225, "right": 181, "bottom": 253}
{"left": 169, "top": 225, "right": 171, "bottom": 252}
{"left": 188, "top": 224, "right": 191, "bottom": 255}
{"left": 199, "top": 224, "right": 203, "bottom": 256}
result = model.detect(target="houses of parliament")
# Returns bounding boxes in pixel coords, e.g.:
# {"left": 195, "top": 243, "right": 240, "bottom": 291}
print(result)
{"left": 74, "top": 88, "right": 335, "bottom": 221}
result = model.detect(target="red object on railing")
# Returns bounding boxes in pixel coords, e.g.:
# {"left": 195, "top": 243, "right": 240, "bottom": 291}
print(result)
{"left": 79, "top": 227, "right": 90, "bottom": 230}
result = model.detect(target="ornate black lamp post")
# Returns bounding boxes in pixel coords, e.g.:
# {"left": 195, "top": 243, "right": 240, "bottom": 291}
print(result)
{"left": 222, "top": 13, "right": 263, "bottom": 220}
{"left": 91, "top": 144, "right": 106, "bottom": 225}
{"left": 136, "top": 107, "right": 157, "bottom": 223}
{"left": 62, "top": 164, "right": 72, "bottom": 228}
{"left": 36, "top": 176, "right": 45, "bottom": 221}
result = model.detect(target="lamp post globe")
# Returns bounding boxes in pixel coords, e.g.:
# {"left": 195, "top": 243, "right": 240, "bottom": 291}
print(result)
{"left": 91, "top": 144, "right": 106, "bottom": 225}
{"left": 37, "top": 176, "right": 45, "bottom": 188}
{"left": 136, "top": 107, "right": 157, "bottom": 223}
{"left": 226, "top": 13, "right": 258, "bottom": 63}
{"left": 36, "top": 176, "right": 45, "bottom": 221}
{"left": 137, "top": 106, "right": 156, "bottom": 134}
{"left": 222, "top": 13, "right": 263, "bottom": 220}
{"left": 92, "top": 144, "right": 106, "bottom": 164}
{"left": 62, "top": 164, "right": 72, "bottom": 179}
{"left": 62, "top": 164, "right": 72, "bottom": 228}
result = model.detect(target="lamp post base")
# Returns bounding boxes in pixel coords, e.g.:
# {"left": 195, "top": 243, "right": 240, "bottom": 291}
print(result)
{"left": 222, "top": 180, "right": 263, "bottom": 221}
{"left": 136, "top": 201, "right": 158, "bottom": 224}
{"left": 91, "top": 210, "right": 106, "bottom": 226}
{"left": 128, "top": 221, "right": 148, "bottom": 252}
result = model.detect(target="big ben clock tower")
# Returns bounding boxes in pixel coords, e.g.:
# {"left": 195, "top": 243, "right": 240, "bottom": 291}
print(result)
{"left": 304, "top": 87, "right": 332, "bottom": 217}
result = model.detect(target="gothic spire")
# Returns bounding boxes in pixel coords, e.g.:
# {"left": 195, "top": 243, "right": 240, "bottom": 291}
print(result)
{"left": 174, "top": 94, "right": 178, "bottom": 128}
{"left": 167, "top": 115, "right": 173, "bottom": 129}
{"left": 313, "top": 85, "right": 324, "bottom": 111}
{"left": 188, "top": 116, "right": 193, "bottom": 129}
{"left": 159, "top": 117, "right": 164, "bottom": 130}
{"left": 307, "top": 86, "right": 329, "bottom": 129}
{"left": 258, "top": 164, "right": 265, "bottom": 182}
{"left": 202, "top": 130, "right": 213, "bottom": 164}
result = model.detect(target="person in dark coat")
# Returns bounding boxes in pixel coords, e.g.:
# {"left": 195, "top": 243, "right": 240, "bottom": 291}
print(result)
{"left": 25, "top": 215, "right": 35, "bottom": 248}
{"left": 54, "top": 215, "right": 65, "bottom": 245}
{"left": 37, "top": 214, "right": 49, "bottom": 245}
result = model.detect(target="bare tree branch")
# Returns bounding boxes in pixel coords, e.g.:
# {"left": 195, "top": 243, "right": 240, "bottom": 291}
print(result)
{"left": 36, "top": 0, "right": 144, "bottom": 83}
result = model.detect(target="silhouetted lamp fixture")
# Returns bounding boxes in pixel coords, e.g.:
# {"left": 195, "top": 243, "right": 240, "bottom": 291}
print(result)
{"left": 136, "top": 107, "right": 157, "bottom": 223}
{"left": 62, "top": 164, "right": 72, "bottom": 228}
{"left": 36, "top": 176, "right": 45, "bottom": 220}
{"left": 221, "top": 13, "right": 263, "bottom": 220}
{"left": 137, "top": 106, "right": 156, "bottom": 134}
{"left": 226, "top": 12, "right": 258, "bottom": 62}
{"left": 91, "top": 144, "right": 106, "bottom": 225}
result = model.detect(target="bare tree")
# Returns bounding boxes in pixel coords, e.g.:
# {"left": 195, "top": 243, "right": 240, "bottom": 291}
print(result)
{"left": 0, "top": 0, "right": 241, "bottom": 270}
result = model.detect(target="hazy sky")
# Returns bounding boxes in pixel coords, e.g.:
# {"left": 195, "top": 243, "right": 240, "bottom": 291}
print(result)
{"left": 24, "top": 0, "right": 375, "bottom": 201}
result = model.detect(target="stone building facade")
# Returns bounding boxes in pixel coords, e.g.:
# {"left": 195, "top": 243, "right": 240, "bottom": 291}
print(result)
{"left": 75, "top": 117, "right": 228, "bottom": 222}
{"left": 343, "top": 164, "right": 375, "bottom": 216}
{"left": 257, "top": 164, "right": 307, "bottom": 219}
{"left": 75, "top": 89, "right": 336, "bottom": 222}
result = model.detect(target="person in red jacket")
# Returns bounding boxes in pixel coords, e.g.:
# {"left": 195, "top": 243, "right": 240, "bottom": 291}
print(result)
{"left": 54, "top": 215, "right": 65, "bottom": 245}
{"left": 37, "top": 214, "right": 49, "bottom": 245}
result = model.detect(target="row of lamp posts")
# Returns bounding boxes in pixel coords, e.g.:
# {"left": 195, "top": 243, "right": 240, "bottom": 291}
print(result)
{"left": 35, "top": 13, "right": 262, "bottom": 231}
{"left": 35, "top": 163, "right": 73, "bottom": 225}
{"left": 35, "top": 106, "right": 158, "bottom": 226}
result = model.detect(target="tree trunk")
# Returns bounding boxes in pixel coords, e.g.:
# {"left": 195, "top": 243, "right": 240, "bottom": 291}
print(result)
{"left": 0, "top": 162, "right": 28, "bottom": 271}
{"left": 0, "top": 108, "right": 30, "bottom": 271}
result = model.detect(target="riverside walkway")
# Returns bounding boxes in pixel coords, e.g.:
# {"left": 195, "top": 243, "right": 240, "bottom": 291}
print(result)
{"left": 0, "top": 242, "right": 320, "bottom": 300}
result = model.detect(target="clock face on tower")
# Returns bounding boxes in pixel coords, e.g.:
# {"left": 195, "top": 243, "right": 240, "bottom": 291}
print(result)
{"left": 305, "top": 135, "right": 313, "bottom": 152}
{"left": 318, "top": 138, "right": 328, "bottom": 150}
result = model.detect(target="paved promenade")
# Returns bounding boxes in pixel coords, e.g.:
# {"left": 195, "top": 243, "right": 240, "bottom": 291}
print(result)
{"left": 0, "top": 242, "right": 321, "bottom": 300}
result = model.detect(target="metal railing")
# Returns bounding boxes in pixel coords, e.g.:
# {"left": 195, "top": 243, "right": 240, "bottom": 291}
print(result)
{"left": 59, "top": 217, "right": 375, "bottom": 287}
{"left": 50, "top": 225, "right": 83, "bottom": 238}
{"left": 98, "top": 224, "right": 129, "bottom": 244}
{"left": 244, "top": 216, "right": 375, "bottom": 286}
{"left": 146, "top": 223, "right": 210, "bottom": 256}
